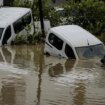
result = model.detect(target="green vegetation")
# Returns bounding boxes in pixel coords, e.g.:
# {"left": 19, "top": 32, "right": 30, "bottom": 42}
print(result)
{"left": 13, "top": 0, "right": 61, "bottom": 26}
{"left": 63, "top": 0, "right": 105, "bottom": 36}
{"left": 97, "top": 33, "right": 105, "bottom": 43}
{"left": 13, "top": 32, "right": 43, "bottom": 45}
{"left": 12, "top": 0, "right": 105, "bottom": 44}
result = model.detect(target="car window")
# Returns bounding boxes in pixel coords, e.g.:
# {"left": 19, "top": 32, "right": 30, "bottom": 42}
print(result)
{"left": 48, "top": 33, "right": 63, "bottom": 50}
{"left": 65, "top": 44, "right": 75, "bottom": 59}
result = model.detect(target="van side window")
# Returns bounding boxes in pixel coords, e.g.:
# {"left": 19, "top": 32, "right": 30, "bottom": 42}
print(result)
{"left": 13, "top": 12, "right": 32, "bottom": 34}
{"left": 13, "top": 18, "right": 24, "bottom": 34}
{"left": 65, "top": 44, "right": 75, "bottom": 59}
{"left": 48, "top": 33, "right": 63, "bottom": 50}
{"left": 23, "top": 12, "right": 31, "bottom": 25}
{"left": 2, "top": 26, "right": 11, "bottom": 45}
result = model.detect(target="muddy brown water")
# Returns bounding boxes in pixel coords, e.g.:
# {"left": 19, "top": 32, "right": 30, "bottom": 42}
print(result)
{"left": 0, "top": 44, "right": 105, "bottom": 105}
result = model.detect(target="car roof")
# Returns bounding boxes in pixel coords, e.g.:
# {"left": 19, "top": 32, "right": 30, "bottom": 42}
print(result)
{"left": 0, "top": 7, "right": 31, "bottom": 28}
{"left": 50, "top": 25, "right": 102, "bottom": 47}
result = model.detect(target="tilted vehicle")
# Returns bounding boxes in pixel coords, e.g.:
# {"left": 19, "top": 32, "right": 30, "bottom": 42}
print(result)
{"left": 44, "top": 25, "right": 105, "bottom": 60}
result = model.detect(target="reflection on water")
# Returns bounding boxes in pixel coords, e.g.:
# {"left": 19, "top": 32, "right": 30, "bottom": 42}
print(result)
{"left": 73, "top": 82, "right": 86, "bottom": 105}
{"left": 0, "top": 45, "right": 105, "bottom": 105}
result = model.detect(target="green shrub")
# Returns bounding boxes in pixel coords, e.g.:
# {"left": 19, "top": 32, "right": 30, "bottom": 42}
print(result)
{"left": 63, "top": 0, "right": 105, "bottom": 36}
{"left": 97, "top": 33, "right": 105, "bottom": 44}
{"left": 14, "top": 35, "right": 28, "bottom": 45}
{"left": 12, "top": 0, "right": 105, "bottom": 43}
{"left": 13, "top": 32, "right": 44, "bottom": 45}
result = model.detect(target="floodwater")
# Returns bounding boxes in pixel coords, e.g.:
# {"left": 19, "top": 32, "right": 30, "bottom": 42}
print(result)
{"left": 0, "top": 44, "right": 105, "bottom": 105}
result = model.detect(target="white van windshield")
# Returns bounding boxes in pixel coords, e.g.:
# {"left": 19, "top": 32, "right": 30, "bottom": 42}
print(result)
{"left": 76, "top": 44, "right": 105, "bottom": 59}
{"left": 0, "top": 28, "right": 4, "bottom": 39}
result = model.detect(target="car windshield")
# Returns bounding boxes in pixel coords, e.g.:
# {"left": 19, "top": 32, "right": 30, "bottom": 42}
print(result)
{"left": 75, "top": 44, "right": 105, "bottom": 59}
{"left": 0, "top": 28, "right": 4, "bottom": 39}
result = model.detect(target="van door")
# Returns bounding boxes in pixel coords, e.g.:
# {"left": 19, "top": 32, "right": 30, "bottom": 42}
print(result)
{"left": 65, "top": 44, "right": 76, "bottom": 59}
{"left": 2, "top": 25, "right": 11, "bottom": 45}
{"left": 47, "top": 33, "right": 64, "bottom": 56}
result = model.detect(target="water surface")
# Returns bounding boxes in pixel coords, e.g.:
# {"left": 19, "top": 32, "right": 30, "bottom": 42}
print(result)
{"left": 0, "top": 44, "right": 105, "bottom": 105}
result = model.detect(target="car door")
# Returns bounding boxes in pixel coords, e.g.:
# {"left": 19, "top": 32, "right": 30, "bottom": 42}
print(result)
{"left": 47, "top": 33, "right": 64, "bottom": 56}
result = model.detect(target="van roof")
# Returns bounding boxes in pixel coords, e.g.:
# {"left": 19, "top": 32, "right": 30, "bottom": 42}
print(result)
{"left": 0, "top": 7, "right": 31, "bottom": 28}
{"left": 50, "top": 25, "right": 102, "bottom": 47}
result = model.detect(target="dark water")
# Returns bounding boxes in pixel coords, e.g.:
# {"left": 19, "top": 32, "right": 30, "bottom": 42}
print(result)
{"left": 0, "top": 44, "right": 105, "bottom": 105}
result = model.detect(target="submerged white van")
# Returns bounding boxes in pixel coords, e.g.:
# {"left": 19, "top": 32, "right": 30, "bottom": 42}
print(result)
{"left": 0, "top": 7, "right": 34, "bottom": 45}
{"left": 44, "top": 25, "right": 105, "bottom": 60}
